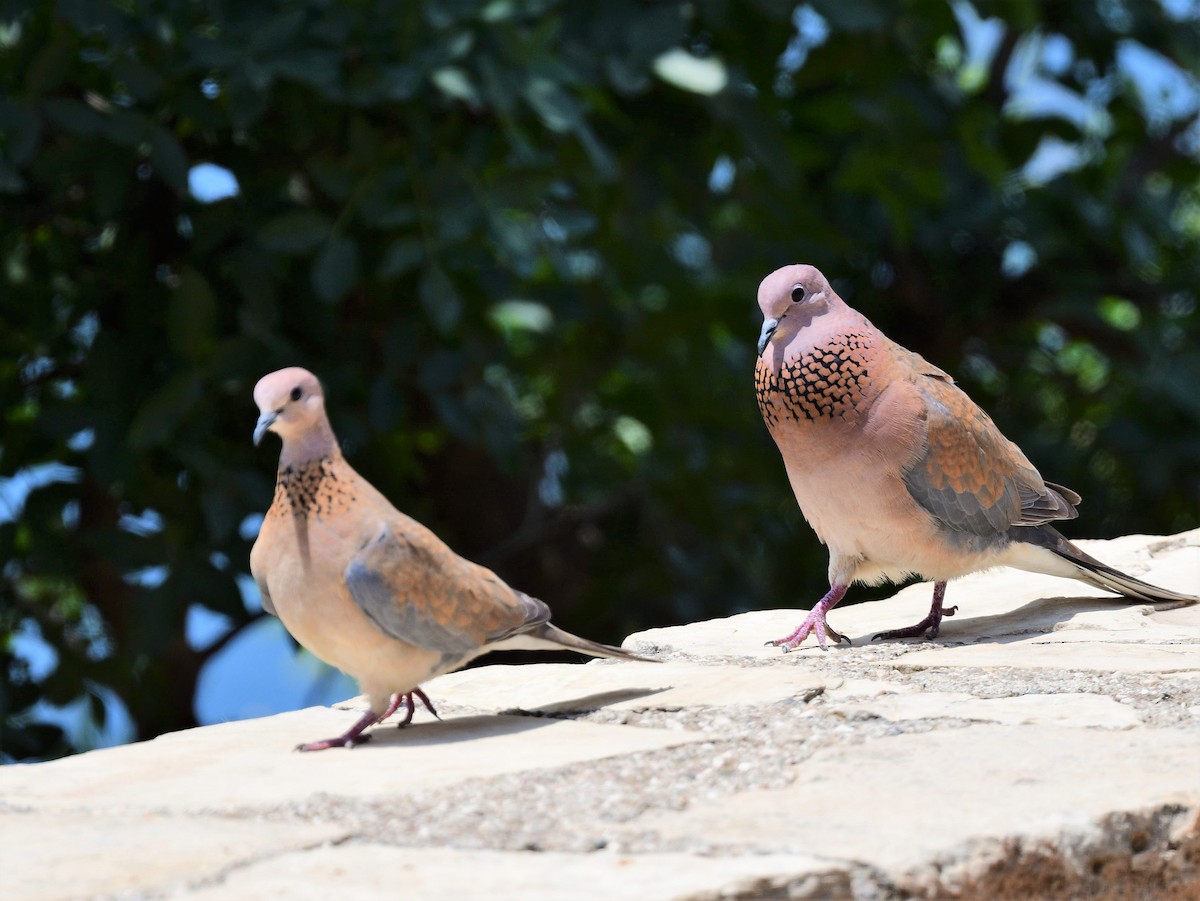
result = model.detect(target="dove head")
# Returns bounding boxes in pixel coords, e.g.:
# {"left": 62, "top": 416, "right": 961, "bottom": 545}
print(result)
{"left": 252, "top": 368, "right": 336, "bottom": 461}
{"left": 756, "top": 264, "right": 842, "bottom": 357}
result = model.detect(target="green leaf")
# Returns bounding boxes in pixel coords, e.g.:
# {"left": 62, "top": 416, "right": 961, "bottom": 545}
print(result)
{"left": 307, "top": 157, "right": 355, "bottom": 202}
{"left": 225, "top": 75, "right": 270, "bottom": 129}
{"left": 128, "top": 373, "right": 204, "bottom": 450}
{"left": 113, "top": 58, "right": 165, "bottom": 102}
{"left": 311, "top": 234, "right": 359, "bottom": 303}
{"left": 250, "top": 9, "right": 306, "bottom": 53}
{"left": 258, "top": 210, "right": 332, "bottom": 254}
{"left": 489, "top": 299, "right": 554, "bottom": 334}
{"left": 42, "top": 99, "right": 105, "bottom": 136}
{"left": 431, "top": 67, "right": 480, "bottom": 106}
{"left": 0, "top": 159, "right": 25, "bottom": 193}
{"left": 380, "top": 64, "right": 421, "bottom": 101}
{"left": 105, "top": 109, "right": 149, "bottom": 148}
{"left": 271, "top": 50, "right": 343, "bottom": 94}
{"left": 150, "top": 127, "right": 189, "bottom": 192}
{"left": 168, "top": 268, "right": 218, "bottom": 361}
{"left": 523, "top": 77, "right": 580, "bottom": 133}
{"left": 613, "top": 415, "right": 653, "bottom": 455}
{"left": 378, "top": 238, "right": 425, "bottom": 279}
{"left": 0, "top": 99, "right": 42, "bottom": 165}
{"left": 1097, "top": 296, "right": 1141, "bottom": 331}
{"left": 23, "top": 36, "right": 71, "bottom": 96}
{"left": 419, "top": 265, "right": 463, "bottom": 335}
{"left": 651, "top": 49, "right": 728, "bottom": 95}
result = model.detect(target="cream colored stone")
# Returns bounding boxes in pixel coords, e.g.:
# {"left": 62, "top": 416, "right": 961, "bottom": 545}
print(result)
{"left": 0, "top": 810, "right": 345, "bottom": 901}
{"left": 0, "top": 711, "right": 705, "bottom": 813}
{"left": 835, "top": 690, "right": 1141, "bottom": 728}
{"left": 1, "top": 531, "right": 1195, "bottom": 901}
{"left": 181, "top": 844, "right": 847, "bottom": 901}
{"left": 821, "top": 677, "right": 915, "bottom": 700}
{"left": 628, "top": 724, "right": 1200, "bottom": 876}
{"left": 424, "top": 661, "right": 833, "bottom": 714}
{"left": 898, "top": 638, "right": 1200, "bottom": 672}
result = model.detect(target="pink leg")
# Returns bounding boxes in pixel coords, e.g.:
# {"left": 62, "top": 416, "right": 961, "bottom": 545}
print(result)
{"left": 871, "top": 580, "right": 957, "bottom": 642}
{"left": 296, "top": 707, "right": 380, "bottom": 752}
{"left": 379, "top": 688, "right": 441, "bottom": 727}
{"left": 298, "top": 689, "right": 443, "bottom": 751}
{"left": 767, "top": 583, "right": 851, "bottom": 652}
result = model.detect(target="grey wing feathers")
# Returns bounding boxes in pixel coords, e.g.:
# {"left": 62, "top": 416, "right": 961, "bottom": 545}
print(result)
{"left": 903, "top": 378, "right": 1080, "bottom": 544}
{"left": 344, "top": 523, "right": 551, "bottom": 656}
{"left": 1015, "top": 480, "right": 1080, "bottom": 525}
{"left": 345, "top": 566, "right": 478, "bottom": 655}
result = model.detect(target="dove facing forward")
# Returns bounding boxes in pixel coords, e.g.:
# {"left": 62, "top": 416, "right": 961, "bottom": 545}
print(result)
{"left": 250, "top": 367, "right": 652, "bottom": 750}
{"left": 753, "top": 264, "right": 1198, "bottom": 651}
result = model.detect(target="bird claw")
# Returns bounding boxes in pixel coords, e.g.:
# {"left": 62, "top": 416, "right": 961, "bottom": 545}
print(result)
{"left": 379, "top": 688, "right": 440, "bottom": 728}
{"left": 871, "top": 620, "right": 941, "bottom": 642}
{"left": 398, "top": 688, "right": 441, "bottom": 727}
{"left": 872, "top": 581, "right": 952, "bottom": 642}
{"left": 767, "top": 617, "right": 849, "bottom": 653}
{"left": 768, "top": 584, "right": 850, "bottom": 653}
{"left": 295, "top": 733, "right": 373, "bottom": 753}
{"left": 295, "top": 706, "right": 381, "bottom": 751}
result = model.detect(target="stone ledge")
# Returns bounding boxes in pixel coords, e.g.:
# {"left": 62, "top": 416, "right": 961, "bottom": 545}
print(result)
{"left": 1, "top": 530, "right": 1197, "bottom": 900}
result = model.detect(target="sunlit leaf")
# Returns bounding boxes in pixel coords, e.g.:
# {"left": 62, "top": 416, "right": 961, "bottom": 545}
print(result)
{"left": 431, "top": 66, "right": 480, "bottom": 105}
{"left": 651, "top": 49, "right": 728, "bottom": 95}
{"left": 489, "top": 299, "right": 554, "bottom": 335}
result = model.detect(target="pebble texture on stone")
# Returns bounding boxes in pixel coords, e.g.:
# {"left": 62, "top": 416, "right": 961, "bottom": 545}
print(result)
{"left": 2, "top": 530, "right": 1198, "bottom": 900}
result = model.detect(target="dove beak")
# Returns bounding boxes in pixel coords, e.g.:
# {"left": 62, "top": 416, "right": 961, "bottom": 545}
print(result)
{"left": 253, "top": 410, "right": 279, "bottom": 446}
{"left": 757, "top": 317, "right": 779, "bottom": 357}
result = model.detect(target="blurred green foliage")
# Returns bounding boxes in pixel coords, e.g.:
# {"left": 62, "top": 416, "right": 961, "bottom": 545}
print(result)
{"left": 2, "top": 0, "right": 1197, "bottom": 760}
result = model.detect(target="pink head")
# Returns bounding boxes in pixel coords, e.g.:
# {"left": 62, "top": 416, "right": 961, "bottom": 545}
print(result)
{"left": 756, "top": 264, "right": 840, "bottom": 357}
{"left": 252, "top": 367, "right": 328, "bottom": 448}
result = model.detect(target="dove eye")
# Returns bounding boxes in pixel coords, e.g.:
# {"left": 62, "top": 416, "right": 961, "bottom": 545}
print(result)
{"left": 290, "top": 386, "right": 302, "bottom": 402}
{"left": 790, "top": 285, "right": 806, "bottom": 303}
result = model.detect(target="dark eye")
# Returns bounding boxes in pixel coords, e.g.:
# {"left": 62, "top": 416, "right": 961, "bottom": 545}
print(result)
{"left": 790, "top": 285, "right": 806, "bottom": 303}
{"left": 290, "top": 386, "right": 302, "bottom": 402}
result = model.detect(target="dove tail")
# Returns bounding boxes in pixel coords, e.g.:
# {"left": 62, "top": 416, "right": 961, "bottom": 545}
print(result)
{"left": 495, "top": 622, "right": 658, "bottom": 663}
{"left": 1015, "top": 526, "right": 1198, "bottom": 605}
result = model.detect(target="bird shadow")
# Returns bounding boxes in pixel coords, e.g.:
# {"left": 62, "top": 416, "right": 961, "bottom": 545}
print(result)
{"left": 500, "top": 686, "right": 668, "bottom": 716}
{"left": 356, "top": 687, "right": 669, "bottom": 748}
{"left": 858, "top": 594, "right": 1160, "bottom": 647}
{"left": 359, "top": 713, "right": 554, "bottom": 748}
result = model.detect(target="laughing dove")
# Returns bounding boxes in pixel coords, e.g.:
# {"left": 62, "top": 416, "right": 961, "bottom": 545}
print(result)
{"left": 754, "top": 264, "right": 1198, "bottom": 651}
{"left": 250, "top": 367, "right": 652, "bottom": 750}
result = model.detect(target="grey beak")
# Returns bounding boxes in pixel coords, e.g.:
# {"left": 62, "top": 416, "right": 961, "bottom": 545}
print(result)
{"left": 253, "top": 410, "right": 279, "bottom": 446}
{"left": 757, "top": 317, "right": 779, "bottom": 357}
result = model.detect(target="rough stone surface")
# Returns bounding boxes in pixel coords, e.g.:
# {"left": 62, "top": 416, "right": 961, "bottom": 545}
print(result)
{"left": 1, "top": 530, "right": 1197, "bottom": 900}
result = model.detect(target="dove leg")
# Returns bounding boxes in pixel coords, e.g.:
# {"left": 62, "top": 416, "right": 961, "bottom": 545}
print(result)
{"left": 767, "top": 583, "right": 851, "bottom": 652}
{"left": 295, "top": 707, "right": 381, "bottom": 752}
{"left": 871, "top": 580, "right": 958, "bottom": 642}
{"left": 381, "top": 688, "right": 441, "bottom": 727}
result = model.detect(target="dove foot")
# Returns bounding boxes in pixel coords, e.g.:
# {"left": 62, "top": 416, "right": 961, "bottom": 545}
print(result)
{"left": 871, "top": 581, "right": 955, "bottom": 642}
{"left": 295, "top": 707, "right": 380, "bottom": 752}
{"left": 380, "top": 687, "right": 441, "bottom": 727}
{"left": 767, "top": 583, "right": 850, "bottom": 651}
